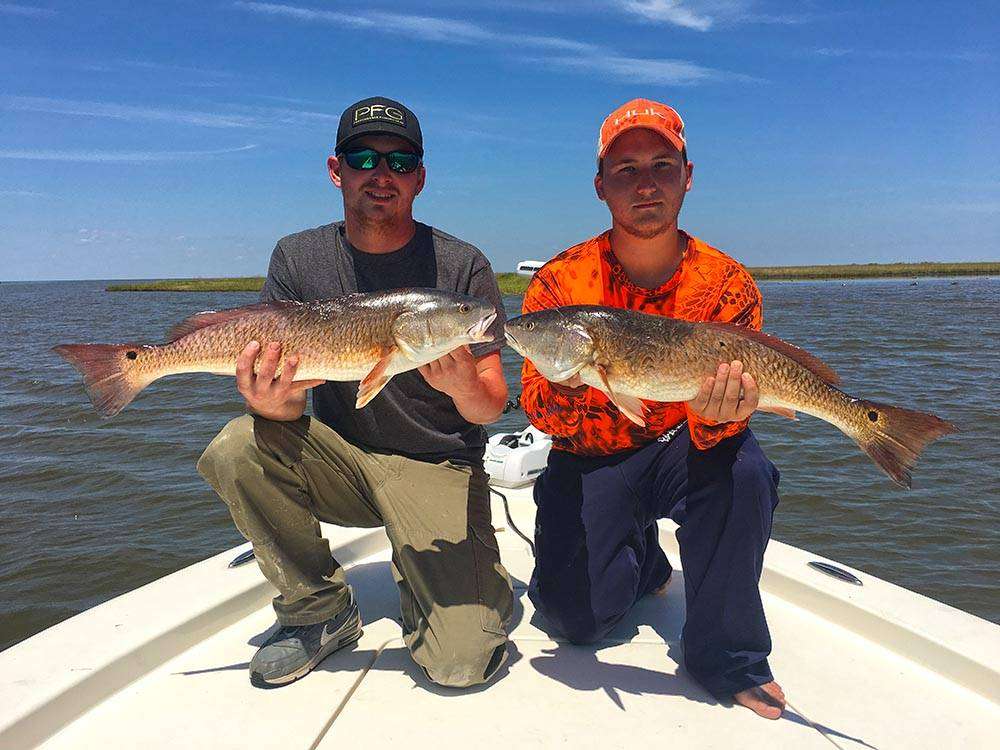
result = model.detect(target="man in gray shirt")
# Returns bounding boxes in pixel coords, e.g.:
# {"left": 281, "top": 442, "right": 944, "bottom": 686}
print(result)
{"left": 198, "top": 97, "right": 513, "bottom": 690}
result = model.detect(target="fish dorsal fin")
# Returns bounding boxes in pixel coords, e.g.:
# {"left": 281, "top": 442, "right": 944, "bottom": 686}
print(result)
{"left": 167, "top": 301, "right": 301, "bottom": 342}
{"left": 702, "top": 322, "right": 841, "bottom": 386}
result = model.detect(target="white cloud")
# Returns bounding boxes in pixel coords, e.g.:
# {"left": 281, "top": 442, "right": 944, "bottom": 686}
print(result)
{"left": 0, "top": 3, "right": 55, "bottom": 18}
{"left": 233, "top": 2, "right": 599, "bottom": 53}
{"left": 816, "top": 47, "right": 990, "bottom": 62}
{"left": 945, "top": 202, "right": 1000, "bottom": 214}
{"left": 2, "top": 94, "right": 349, "bottom": 132}
{"left": 620, "top": 0, "right": 713, "bottom": 30}
{"left": 254, "top": 105, "right": 339, "bottom": 125}
{"left": 536, "top": 54, "right": 751, "bottom": 85}
{"left": 79, "top": 59, "right": 234, "bottom": 79}
{"left": 2, "top": 96, "right": 257, "bottom": 129}
{"left": 113, "top": 59, "right": 234, "bottom": 78}
{"left": 0, "top": 189, "right": 46, "bottom": 196}
{"left": 75, "top": 228, "right": 136, "bottom": 245}
{"left": 366, "top": 12, "right": 496, "bottom": 44}
{"left": 254, "top": 94, "right": 325, "bottom": 107}
{"left": 232, "top": 1, "right": 373, "bottom": 27}
{"left": 619, "top": 1, "right": 807, "bottom": 30}
{"left": 234, "top": 0, "right": 755, "bottom": 86}
{"left": 232, "top": 2, "right": 760, "bottom": 86}
{"left": 0, "top": 145, "right": 258, "bottom": 162}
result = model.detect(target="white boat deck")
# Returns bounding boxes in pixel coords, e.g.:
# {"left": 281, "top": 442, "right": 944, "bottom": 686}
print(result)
{"left": 2, "top": 486, "right": 997, "bottom": 749}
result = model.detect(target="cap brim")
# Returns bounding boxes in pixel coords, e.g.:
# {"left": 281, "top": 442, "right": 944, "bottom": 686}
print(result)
{"left": 336, "top": 129, "right": 423, "bottom": 157}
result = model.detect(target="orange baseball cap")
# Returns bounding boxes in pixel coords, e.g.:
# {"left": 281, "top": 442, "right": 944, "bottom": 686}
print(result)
{"left": 597, "top": 98, "right": 686, "bottom": 159}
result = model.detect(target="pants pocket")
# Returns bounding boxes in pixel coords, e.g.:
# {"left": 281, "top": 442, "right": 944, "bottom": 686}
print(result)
{"left": 467, "top": 471, "right": 513, "bottom": 637}
{"left": 470, "top": 521, "right": 512, "bottom": 636}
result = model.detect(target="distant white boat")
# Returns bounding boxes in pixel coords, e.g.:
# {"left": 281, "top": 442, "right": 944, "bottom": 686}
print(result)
{"left": 516, "top": 260, "right": 545, "bottom": 276}
{"left": 2, "top": 428, "right": 998, "bottom": 748}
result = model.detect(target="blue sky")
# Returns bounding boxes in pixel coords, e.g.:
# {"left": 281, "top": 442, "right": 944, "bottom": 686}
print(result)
{"left": 1, "top": 0, "right": 997, "bottom": 281}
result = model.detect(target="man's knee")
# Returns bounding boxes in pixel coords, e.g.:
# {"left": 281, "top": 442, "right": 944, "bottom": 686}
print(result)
{"left": 419, "top": 637, "right": 508, "bottom": 689}
{"left": 529, "top": 584, "right": 615, "bottom": 645}
{"left": 561, "top": 621, "right": 612, "bottom": 645}
{"left": 196, "top": 414, "right": 257, "bottom": 486}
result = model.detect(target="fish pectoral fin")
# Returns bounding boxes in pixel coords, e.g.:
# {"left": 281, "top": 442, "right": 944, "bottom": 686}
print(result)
{"left": 393, "top": 335, "right": 421, "bottom": 361}
{"left": 611, "top": 393, "right": 647, "bottom": 427}
{"left": 595, "top": 364, "right": 647, "bottom": 427}
{"left": 356, "top": 376, "right": 390, "bottom": 408}
{"left": 759, "top": 404, "right": 798, "bottom": 421}
{"left": 356, "top": 347, "right": 396, "bottom": 408}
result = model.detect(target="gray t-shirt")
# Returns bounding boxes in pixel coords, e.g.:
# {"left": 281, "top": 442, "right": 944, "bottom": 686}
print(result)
{"left": 260, "top": 220, "right": 505, "bottom": 464}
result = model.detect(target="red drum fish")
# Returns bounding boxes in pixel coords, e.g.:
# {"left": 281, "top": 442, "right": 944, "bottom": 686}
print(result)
{"left": 54, "top": 289, "right": 496, "bottom": 417}
{"left": 505, "top": 305, "right": 956, "bottom": 488}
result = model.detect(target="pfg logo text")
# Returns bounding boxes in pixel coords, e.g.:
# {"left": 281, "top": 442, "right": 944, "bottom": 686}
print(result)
{"left": 354, "top": 105, "right": 405, "bottom": 126}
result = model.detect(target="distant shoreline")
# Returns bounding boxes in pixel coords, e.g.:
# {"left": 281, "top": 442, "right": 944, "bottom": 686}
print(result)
{"left": 105, "top": 262, "right": 1000, "bottom": 294}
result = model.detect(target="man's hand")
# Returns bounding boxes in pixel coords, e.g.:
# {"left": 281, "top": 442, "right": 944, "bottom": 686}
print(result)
{"left": 237, "top": 341, "right": 325, "bottom": 421}
{"left": 687, "top": 360, "right": 758, "bottom": 424}
{"left": 419, "top": 347, "right": 507, "bottom": 424}
{"left": 418, "top": 345, "right": 480, "bottom": 398}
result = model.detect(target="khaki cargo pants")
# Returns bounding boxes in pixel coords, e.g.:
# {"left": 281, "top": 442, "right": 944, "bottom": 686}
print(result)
{"left": 197, "top": 414, "right": 513, "bottom": 688}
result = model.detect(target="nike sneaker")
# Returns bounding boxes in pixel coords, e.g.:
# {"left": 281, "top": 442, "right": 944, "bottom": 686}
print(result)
{"left": 249, "top": 588, "right": 363, "bottom": 688}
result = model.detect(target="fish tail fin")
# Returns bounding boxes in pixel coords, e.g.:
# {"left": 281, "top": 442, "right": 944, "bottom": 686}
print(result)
{"left": 52, "top": 343, "right": 152, "bottom": 417}
{"left": 855, "top": 400, "right": 957, "bottom": 488}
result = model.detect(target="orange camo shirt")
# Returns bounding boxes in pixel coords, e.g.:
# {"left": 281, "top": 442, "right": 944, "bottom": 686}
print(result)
{"left": 520, "top": 230, "right": 763, "bottom": 456}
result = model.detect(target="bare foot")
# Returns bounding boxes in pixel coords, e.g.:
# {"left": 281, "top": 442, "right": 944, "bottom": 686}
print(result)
{"left": 651, "top": 572, "right": 672, "bottom": 596}
{"left": 733, "top": 681, "right": 786, "bottom": 720}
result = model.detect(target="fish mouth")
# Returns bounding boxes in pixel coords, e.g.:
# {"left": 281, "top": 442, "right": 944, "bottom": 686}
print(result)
{"left": 503, "top": 328, "right": 525, "bottom": 356}
{"left": 466, "top": 311, "right": 497, "bottom": 342}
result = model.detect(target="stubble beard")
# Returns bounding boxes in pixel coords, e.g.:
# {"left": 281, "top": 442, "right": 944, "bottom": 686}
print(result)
{"left": 345, "top": 195, "right": 410, "bottom": 238}
{"left": 617, "top": 212, "right": 675, "bottom": 240}
{"left": 615, "top": 195, "right": 684, "bottom": 240}
{"left": 621, "top": 219, "right": 670, "bottom": 239}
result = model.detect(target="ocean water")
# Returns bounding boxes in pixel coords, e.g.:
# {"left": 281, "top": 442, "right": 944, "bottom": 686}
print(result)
{"left": 1, "top": 277, "right": 997, "bottom": 652}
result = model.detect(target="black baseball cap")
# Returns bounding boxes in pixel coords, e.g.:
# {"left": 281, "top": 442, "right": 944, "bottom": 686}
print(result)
{"left": 335, "top": 96, "right": 423, "bottom": 157}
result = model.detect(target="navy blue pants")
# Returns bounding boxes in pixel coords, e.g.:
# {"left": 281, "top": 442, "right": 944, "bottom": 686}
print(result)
{"left": 528, "top": 427, "right": 780, "bottom": 698}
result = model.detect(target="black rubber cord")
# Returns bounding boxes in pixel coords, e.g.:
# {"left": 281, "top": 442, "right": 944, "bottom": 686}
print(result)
{"left": 490, "top": 486, "right": 535, "bottom": 557}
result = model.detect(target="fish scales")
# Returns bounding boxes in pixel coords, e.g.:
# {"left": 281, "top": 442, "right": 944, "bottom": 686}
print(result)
{"left": 141, "top": 300, "right": 393, "bottom": 382}
{"left": 579, "top": 308, "right": 815, "bottom": 405}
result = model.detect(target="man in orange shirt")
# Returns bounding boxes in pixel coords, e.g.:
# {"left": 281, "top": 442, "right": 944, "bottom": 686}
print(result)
{"left": 521, "top": 99, "right": 785, "bottom": 719}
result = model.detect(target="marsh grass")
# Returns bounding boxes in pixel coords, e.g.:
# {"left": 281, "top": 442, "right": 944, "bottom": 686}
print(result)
{"left": 107, "top": 277, "right": 266, "bottom": 292}
{"left": 107, "top": 262, "right": 998, "bottom": 293}
{"left": 749, "top": 262, "right": 998, "bottom": 280}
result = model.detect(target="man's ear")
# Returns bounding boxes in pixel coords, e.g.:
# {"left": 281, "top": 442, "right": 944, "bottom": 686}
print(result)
{"left": 414, "top": 164, "right": 426, "bottom": 197}
{"left": 594, "top": 171, "right": 606, "bottom": 202}
{"left": 684, "top": 161, "right": 694, "bottom": 192}
{"left": 328, "top": 154, "right": 342, "bottom": 188}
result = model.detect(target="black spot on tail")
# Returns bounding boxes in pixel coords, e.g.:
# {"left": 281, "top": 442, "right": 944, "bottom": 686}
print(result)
{"left": 52, "top": 343, "right": 147, "bottom": 417}
{"left": 857, "top": 400, "right": 957, "bottom": 488}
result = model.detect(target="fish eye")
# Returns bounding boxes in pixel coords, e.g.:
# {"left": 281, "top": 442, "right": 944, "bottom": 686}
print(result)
{"left": 459, "top": 303, "right": 471, "bottom": 313}
{"left": 525, "top": 321, "right": 535, "bottom": 331}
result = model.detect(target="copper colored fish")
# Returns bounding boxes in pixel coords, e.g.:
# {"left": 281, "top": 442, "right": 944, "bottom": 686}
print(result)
{"left": 505, "top": 305, "right": 956, "bottom": 488}
{"left": 54, "top": 289, "right": 497, "bottom": 417}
